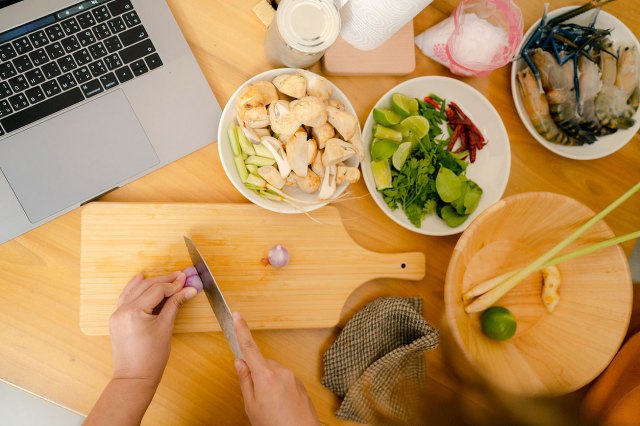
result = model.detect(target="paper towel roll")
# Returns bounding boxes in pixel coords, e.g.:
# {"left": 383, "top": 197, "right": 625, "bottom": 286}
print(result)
{"left": 339, "top": 0, "right": 433, "bottom": 51}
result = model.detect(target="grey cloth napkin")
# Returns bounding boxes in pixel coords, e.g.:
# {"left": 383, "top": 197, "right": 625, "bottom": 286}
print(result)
{"left": 322, "top": 297, "right": 439, "bottom": 424}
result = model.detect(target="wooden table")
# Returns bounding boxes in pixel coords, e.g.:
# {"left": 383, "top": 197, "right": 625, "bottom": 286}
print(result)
{"left": 1, "top": 1, "right": 638, "bottom": 424}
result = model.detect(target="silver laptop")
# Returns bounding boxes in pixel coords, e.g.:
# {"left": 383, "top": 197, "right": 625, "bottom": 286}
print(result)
{"left": 0, "top": 0, "right": 222, "bottom": 243}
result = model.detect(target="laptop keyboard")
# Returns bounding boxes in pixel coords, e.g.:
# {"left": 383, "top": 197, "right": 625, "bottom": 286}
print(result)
{"left": 0, "top": 0, "right": 163, "bottom": 136}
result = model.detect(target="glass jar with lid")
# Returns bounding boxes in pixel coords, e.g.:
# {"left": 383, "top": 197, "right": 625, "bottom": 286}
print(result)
{"left": 264, "top": 0, "right": 341, "bottom": 68}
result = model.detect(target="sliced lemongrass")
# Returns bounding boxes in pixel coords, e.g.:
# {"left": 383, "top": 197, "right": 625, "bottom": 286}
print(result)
{"left": 465, "top": 182, "right": 640, "bottom": 314}
{"left": 463, "top": 229, "right": 640, "bottom": 301}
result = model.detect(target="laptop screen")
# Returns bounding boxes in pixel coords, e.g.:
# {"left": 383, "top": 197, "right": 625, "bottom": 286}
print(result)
{"left": 0, "top": 0, "right": 24, "bottom": 9}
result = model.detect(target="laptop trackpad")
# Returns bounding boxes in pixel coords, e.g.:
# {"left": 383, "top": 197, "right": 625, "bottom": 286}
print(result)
{"left": 0, "top": 90, "right": 159, "bottom": 223}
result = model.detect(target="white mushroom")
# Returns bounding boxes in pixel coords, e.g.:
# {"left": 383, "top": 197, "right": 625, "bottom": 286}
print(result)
{"left": 272, "top": 74, "right": 307, "bottom": 99}
{"left": 349, "top": 129, "right": 365, "bottom": 162}
{"left": 336, "top": 166, "right": 361, "bottom": 185}
{"left": 242, "top": 105, "right": 270, "bottom": 128}
{"left": 327, "top": 99, "right": 345, "bottom": 111}
{"left": 285, "top": 132, "right": 308, "bottom": 176}
{"left": 322, "top": 138, "right": 355, "bottom": 167}
{"left": 246, "top": 81, "right": 279, "bottom": 106}
{"left": 307, "top": 139, "right": 318, "bottom": 165}
{"left": 297, "top": 69, "right": 333, "bottom": 101}
{"left": 318, "top": 165, "right": 337, "bottom": 200}
{"left": 237, "top": 86, "right": 262, "bottom": 111}
{"left": 327, "top": 106, "right": 359, "bottom": 140}
{"left": 258, "top": 166, "right": 285, "bottom": 189}
{"left": 290, "top": 96, "right": 328, "bottom": 128}
{"left": 311, "top": 153, "right": 324, "bottom": 177}
{"left": 268, "top": 100, "right": 301, "bottom": 136}
{"left": 261, "top": 136, "right": 291, "bottom": 178}
{"left": 235, "top": 81, "right": 279, "bottom": 128}
{"left": 311, "top": 122, "right": 335, "bottom": 150}
{"left": 285, "top": 173, "right": 297, "bottom": 186}
{"left": 294, "top": 169, "right": 321, "bottom": 193}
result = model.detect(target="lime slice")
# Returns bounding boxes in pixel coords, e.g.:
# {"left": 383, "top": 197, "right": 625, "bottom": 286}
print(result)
{"left": 371, "top": 139, "right": 399, "bottom": 161}
{"left": 391, "top": 93, "right": 418, "bottom": 118}
{"left": 371, "top": 160, "right": 392, "bottom": 190}
{"left": 481, "top": 306, "right": 517, "bottom": 341}
{"left": 400, "top": 115, "right": 430, "bottom": 141}
{"left": 392, "top": 142, "right": 412, "bottom": 171}
{"left": 373, "top": 108, "right": 402, "bottom": 126}
{"left": 373, "top": 124, "right": 403, "bottom": 142}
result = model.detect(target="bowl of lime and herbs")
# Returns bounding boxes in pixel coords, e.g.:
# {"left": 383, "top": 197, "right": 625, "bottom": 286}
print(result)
{"left": 361, "top": 76, "right": 511, "bottom": 236}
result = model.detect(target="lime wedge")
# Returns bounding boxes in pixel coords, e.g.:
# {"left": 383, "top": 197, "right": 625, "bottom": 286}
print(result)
{"left": 400, "top": 115, "right": 430, "bottom": 141}
{"left": 371, "top": 160, "right": 392, "bottom": 190}
{"left": 392, "top": 142, "right": 412, "bottom": 171}
{"left": 373, "top": 108, "right": 402, "bottom": 126}
{"left": 481, "top": 306, "right": 517, "bottom": 341}
{"left": 391, "top": 93, "right": 418, "bottom": 118}
{"left": 373, "top": 124, "right": 402, "bottom": 142}
{"left": 371, "top": 139, "right": 399, "bottom": 161}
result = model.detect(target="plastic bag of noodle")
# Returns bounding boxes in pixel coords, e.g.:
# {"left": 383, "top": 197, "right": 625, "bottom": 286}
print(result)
{"left": 415, "top": 0, "right": 523, "bottom": 76}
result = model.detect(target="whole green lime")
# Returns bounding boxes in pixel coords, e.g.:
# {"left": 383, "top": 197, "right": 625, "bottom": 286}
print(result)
{"left": 481, "top": 306, "right": 517, "bottom": 341}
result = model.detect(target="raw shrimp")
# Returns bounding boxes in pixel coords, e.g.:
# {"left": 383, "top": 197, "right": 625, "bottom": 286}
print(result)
{"left": 532, "top": 49, "right": 596, "bottom": 144}
{"left": 595, "top": 44, "right": 639, "bottom": 129}
{"left": 517, "top": 68, "right": 582, "bottom": 145}
{"left": 577, "top": 54, "right": 613, "bottom": 135}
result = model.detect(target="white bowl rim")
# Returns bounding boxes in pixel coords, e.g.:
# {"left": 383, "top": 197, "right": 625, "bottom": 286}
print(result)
{"left": 217, "top": 68, "right": 359, "bottom": 214}
{"left": 510, "top": 7, "right": 640, "bottom": 160}
{"left": 361, "top": 75, "right": 512, "bottom": 236}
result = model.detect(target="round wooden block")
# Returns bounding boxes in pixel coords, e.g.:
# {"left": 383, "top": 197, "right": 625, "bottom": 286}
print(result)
{"left": 444, "top": 192, "right": 633, "bottom": 396}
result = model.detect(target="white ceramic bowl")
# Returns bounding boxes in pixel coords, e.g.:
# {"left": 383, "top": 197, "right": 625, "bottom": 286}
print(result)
{"left": 218, "top": 68, "right": 359, "bottom": 214}
{"left": 511, "top": 7, "right": 640, "bottom": 160}
{"left": 361, "top": 76, "right": 511, "bottom": 236}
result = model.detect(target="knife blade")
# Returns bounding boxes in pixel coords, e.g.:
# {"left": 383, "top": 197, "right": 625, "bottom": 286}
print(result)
{"left": 183, "top": 236, "right": 243, "bottom": 359}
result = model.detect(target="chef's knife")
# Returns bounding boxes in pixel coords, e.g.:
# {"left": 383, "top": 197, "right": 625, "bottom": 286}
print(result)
{"left": 183, "top": 236, "right": 243, "bottom": 359}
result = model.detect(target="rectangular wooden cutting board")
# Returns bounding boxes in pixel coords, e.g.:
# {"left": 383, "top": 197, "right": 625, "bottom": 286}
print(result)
{"left": 80, "top": 203, "right": 425, "bottom": 335}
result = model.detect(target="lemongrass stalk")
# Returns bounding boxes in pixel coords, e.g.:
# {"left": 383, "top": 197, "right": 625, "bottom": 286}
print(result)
{"left": 463, "top": 230, "right": 640, "bottom": 301}
{"left": 465, "top": 182, "right": 640, "bottom": 314}
{"left": 463, "top": 270, "right": 514, "bottom": 301}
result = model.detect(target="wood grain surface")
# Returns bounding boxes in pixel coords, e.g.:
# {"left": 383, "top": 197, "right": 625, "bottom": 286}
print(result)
{"left": 0, "top": 1, "right": 639, "bottom": 425}
{"left": 80, "top": 203, "right": 425, "bottom": 335}
{"left": 445, "top": 192, "right": 632, "bottom": 396}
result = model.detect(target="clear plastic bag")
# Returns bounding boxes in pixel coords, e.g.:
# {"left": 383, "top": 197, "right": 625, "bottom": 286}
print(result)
{"left": 415, "top": 0, "right": 523, "bottom": 76}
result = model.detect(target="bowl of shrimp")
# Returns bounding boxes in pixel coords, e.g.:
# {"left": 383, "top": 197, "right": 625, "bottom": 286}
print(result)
{"left": 511, "top": 4, "right": 640, "bottom": 160}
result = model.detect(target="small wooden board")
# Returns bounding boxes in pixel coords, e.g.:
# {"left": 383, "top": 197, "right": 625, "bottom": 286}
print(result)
{"left": 322, "top": 22, "right": 416, "bottom": 76}
{"left": 80, "top": 203, "right": 425, "bottom": 335}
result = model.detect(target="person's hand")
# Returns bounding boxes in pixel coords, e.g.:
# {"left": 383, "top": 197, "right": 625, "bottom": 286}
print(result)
{"left": 109, "top": 272, "right": 197, "bottom": 386}
{"left": 233, "top": 312, "right": 320, "bottom": 426}
{"left": 85, "top": 272, "right": 197, "bottom": 426}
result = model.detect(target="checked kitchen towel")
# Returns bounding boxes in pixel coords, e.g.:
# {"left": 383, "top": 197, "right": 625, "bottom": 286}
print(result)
{"left": 322, "top": 297, "right": 439, "bottom": 424}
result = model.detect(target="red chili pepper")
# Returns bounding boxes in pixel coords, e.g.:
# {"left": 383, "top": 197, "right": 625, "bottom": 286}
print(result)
{"left": 445, "top": 107, "right": 456, "bottom": 122}
{"left": 460, "top": 128, "right": 467, "bottom": 150}
{"left": 447, "top": 125, "right": 462, "bottom": 151}
{"left": 469, "top": 130, "right": 477, "bottom": 163}
{"left": 423, "top": 96, "right": 440, "bottom": 109}
{"left": 450, "top": 102, "right": 485, "bottom": 141}
{"left": 449, "top": 102, "right": 468, "bottom": 120}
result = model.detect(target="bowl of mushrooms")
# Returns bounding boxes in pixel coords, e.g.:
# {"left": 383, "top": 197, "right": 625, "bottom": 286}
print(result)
{"left": 218, "top": 68, "right": 363, "bottom": 213}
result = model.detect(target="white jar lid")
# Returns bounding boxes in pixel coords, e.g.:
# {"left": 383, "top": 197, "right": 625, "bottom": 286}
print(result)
{"left": 277, "top": 0, "right": 341, "bottom": 54}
